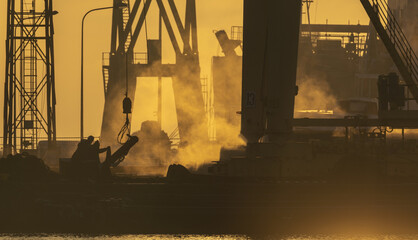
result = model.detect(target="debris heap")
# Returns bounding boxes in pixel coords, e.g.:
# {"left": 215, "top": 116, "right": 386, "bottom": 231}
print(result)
{"left": 0, "top": 154, "right": 57, "bottom": 182}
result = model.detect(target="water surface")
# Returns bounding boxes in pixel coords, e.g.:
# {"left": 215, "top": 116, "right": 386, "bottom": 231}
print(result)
{"left": 1, "top": 235, "right": 418, "bottom": 240}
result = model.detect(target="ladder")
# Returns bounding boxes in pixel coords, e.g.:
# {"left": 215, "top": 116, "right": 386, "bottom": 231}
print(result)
{"left": 360, "top": 0, "right": 418, "bottom": 102}
{"left": 21, "top": 0, "right": 38, "bottom": 149}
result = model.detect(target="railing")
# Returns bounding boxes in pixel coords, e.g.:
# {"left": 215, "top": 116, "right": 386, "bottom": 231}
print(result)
{"left": 102, "top": 51, "right": 148, "bottom": 97}
{"left": 231, "top": 26, "right": 243, "bottom": 42}
{"left": 134, "top": 52, "right": 148, "bottom": 64}
{"left": 360, "top": 0, "right": 418, "bottom": 102}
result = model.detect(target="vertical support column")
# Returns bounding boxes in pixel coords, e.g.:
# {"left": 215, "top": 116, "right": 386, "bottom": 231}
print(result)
{"left": 158, "top": 77, "right": 162, "bottom": 127}
{"left": 45, "top": 0, "right": 52, "bottom": 144}
{"left": 3, "top": 0, "right": 57, "bottom": 155}
{"left": 241, "top": 0, "right": 269, "bottom": 143}
{"left": 173, "top": 0, "right": 207, "bottom": 144}
{"left": 4, "top": 0, "right": 13, "bottom": 155}
{"left": 185, "top": 0, "right": 198, "bottom": 55}
{"left": 241, "top": 0, "right": 302, "bottom": 143}
{"left": 264, "top": 0, "right": 302, "bottom": 142}
{"left": 157, "top": 11, "right": 162, "bottom": 128}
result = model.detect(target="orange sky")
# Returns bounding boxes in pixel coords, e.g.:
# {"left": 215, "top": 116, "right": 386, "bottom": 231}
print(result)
{"left": 0, "top": 0, "right": 370, "bottom": 140}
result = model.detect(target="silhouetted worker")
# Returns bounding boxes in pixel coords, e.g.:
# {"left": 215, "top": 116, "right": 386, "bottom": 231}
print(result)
{"left": 81, "top": 136, "right": 94, "bottom": 161}
{"left": 71, "top": 136, "right": 94, "bottom": 178}
{"left": 91, "top": 141, "right": 111, "bottom": 164}
{"left": 83, "top": 141, "right": 106, "bottom": 179}
{"left": 85, "top": 140, "right": 110, "bottom": 179}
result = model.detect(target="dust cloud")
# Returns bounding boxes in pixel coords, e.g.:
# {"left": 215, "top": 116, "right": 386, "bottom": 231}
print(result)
{"left": 118, "top": 52, "right": 245, "bottom": 175}
{"left": 294, "top": 76, "right": 338, "bottom": 115}
{"left": 214, "top": 118, "right": 244, "bottom": 148}
{"left": 169, "top": 59, "right": 244, "bottom": 172}
{"left": 113, "top": 58, "right": 242, "bottom": 175}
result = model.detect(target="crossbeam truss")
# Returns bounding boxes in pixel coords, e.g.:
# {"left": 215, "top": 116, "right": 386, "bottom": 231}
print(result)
{"left": 4, "top": 0, "right": 57, "bottom": 155}
{"left": 101, "top": 0, "right": 207, "bottom": 146}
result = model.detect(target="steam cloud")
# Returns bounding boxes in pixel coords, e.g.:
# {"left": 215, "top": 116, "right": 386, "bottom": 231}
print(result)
{"left": 295, "top": 75, "right": 338, "bottom": 113}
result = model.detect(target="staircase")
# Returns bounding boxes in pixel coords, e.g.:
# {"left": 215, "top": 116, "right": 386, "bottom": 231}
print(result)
{"left": 102, "top": 53, "right": 110, "bottom": 96}
{"left": 102, "top": 0, "right": 132, "bottom": 97}
{"left": 121, "top": 0, "right": 132, "bottom": 51}
{"left": 360, "top": 0, "right": 418, "bottom": 102}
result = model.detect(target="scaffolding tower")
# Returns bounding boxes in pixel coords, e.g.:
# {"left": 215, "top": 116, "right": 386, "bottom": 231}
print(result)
{"left": 3, "top": 0, "right": 57, "bottom": 155}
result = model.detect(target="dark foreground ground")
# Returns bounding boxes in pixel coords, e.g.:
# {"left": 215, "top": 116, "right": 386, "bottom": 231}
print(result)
{"left": 2, "top": 176, "right": 418, "bottom": 235}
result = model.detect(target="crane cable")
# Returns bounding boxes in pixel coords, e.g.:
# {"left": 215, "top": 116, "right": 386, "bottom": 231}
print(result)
{"left": 117, "top": 12, "right": 149, "bottom": 144}
{"left": 117, "top": 53, "right": 132, "bottom": 145}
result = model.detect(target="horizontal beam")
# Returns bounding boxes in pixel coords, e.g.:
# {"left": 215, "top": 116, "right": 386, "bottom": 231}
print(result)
{"left": 293, "top": 117, "right": 418, "bottom": 129}
{"left": 17, "top": 24, "right": 47, "bottom": 27}
{"left": 10, "top": 37, "right": 48, "bottom": 39}
{"left": 300, "top": 24, "right": 370, "bottom": 33}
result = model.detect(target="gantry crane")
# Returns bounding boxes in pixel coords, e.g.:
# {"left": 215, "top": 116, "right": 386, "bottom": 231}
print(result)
{"left": 101, "top": 0, "right": 207, "bottom": 147}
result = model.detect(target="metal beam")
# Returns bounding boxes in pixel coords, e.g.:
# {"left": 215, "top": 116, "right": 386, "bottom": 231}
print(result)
{"left": 127, "top": 0, "right": 152, "bottom": 53}
{"left": 115, "top": 0, "right": 125, "bottom": 48}
{"left": 300, "top": 24, "right": 370, "bottom": 33}
{"left": 118, "top": 0, "right": 141, "bottom": 53}
{"left": 167, "top": 0, "right": 192, "bottom": 54}
{"left": 293, "top": 117, "right": 418, "bottom": 129}
{"left": 156, "top": 0, "right": 181, "bottom": 55}
{"left": 110, "top": 0, "right": 119, "bottom": 53}
{"left": 186, "top": 0, "right": 198, "bottom": 53}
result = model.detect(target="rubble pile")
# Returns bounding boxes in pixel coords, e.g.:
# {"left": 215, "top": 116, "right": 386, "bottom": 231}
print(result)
{"left": 0, "top": 154, "right": 57, "bottom": 182}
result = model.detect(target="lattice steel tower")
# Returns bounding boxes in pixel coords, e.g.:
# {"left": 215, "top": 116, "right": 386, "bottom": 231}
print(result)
{"left": 4, "top": 0, "right": 57, "bottom": 155}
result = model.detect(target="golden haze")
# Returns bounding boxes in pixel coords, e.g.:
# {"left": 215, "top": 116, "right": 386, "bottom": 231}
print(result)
{"left": 0, "top": 0, "right": 368, "bottom": 139}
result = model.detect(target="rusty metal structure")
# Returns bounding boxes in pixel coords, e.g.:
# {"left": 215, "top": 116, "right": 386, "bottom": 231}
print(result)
{"left": 3, "top": 0, "right": 57, "bottom": 155}
{"left": 101, "top": 0, "right": 207, "bottom": 147}
{"left": 241, "top": 0, "right": 303, "bottom": 143}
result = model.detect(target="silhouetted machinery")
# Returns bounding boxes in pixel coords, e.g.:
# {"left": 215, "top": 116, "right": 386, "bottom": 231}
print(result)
{"left": 60, "top": 135, "right": 138, "bottom": 179}
{"left": 208, "top": 0, "right": 418, "bottom": 179}
{"left": 101, "top": 135, "right": 139, "bottom": 176}
{"left": 215, "top": 30, "right": 241, "bottom": 57}
{"left": 377, "top": 73, "right": 405, "bottom": 112}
